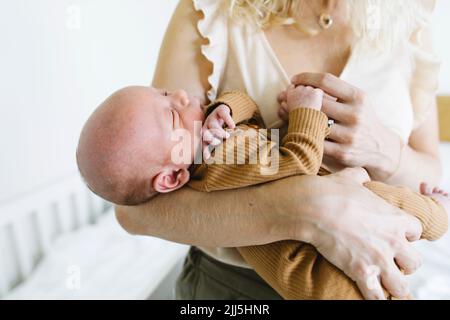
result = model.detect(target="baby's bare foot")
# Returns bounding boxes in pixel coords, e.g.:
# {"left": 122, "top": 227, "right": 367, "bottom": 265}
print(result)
{"left": 420, "top": 182, "right": 450, "bottom": 213}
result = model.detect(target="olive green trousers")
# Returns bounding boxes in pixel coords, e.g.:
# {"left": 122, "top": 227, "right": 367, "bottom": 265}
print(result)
{"left": 175, "top": 246, "right": 282, "bottom": 300}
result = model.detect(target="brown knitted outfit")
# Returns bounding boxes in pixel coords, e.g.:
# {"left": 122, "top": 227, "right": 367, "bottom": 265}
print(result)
{"left": 187, "top": 91, "right": 448, "bottom": 300}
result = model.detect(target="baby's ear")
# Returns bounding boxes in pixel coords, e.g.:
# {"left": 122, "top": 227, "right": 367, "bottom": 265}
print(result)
{"left": 152, "top": 168, "right": 190, "bottom": 193}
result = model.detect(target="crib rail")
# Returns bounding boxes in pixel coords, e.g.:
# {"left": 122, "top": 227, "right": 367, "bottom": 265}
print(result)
{"left": 0, "top": 175, "right": 110, "bottom": 298}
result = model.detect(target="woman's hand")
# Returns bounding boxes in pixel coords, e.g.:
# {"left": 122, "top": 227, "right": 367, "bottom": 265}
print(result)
{"left": 289, "top": 73, "right": 403, "bottom": 181}
{"left": 289, "top": 167, "right": 423, "bottom": 300}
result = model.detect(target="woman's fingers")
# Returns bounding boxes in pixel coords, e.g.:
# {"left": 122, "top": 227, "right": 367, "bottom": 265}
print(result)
{"left": 324, "top": 141, "right": 356, "bottom": 166}
{"left": 395, "top": 247, "right": 422, "bottom": 275}
{"left": 323, "top": 140, "right": 340, "bottom": 156}
{"left": 279, "top": 88, "right": 336, "bottom": 104}
{"left": 356, "top": 277, "right": 386, "bottom": 300}
{"left": 321, "top": 98, "right": 353, "bottom": 123}
{"left": 325, "top": 123, "right": 353, "bottom": 143}
{"left": 403, "top": 215, "right": 423, "bottom": 242}
{"left": 333, "top": 167, "right": 371, "bottom": 185}
{"left": 291, "top": 73, "right": 359, "bottom": 102}
{"left": 380, "top": 265, "right": 410, "bottom": 299}
{"left": 323, "top": 92, "right": 338, "bottom": 102}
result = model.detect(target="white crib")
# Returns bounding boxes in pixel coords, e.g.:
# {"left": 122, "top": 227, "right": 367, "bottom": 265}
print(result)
{"left": 0, "top": 175, "right": 188, "bottom": 300}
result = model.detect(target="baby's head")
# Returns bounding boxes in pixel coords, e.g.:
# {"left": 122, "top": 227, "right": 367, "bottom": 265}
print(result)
{"left": 77, "top": 86, "right": 205, "bottom": 205}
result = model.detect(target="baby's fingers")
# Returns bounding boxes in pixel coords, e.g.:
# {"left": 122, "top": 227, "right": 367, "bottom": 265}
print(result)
{"left": 203, "top": 133, "right": 221, "bottom": 147}
{"left": 210, "top": 127, "right": 230, "bottom": 142}
{"left": 278, "top": 101, "right": 289, "bottom": 121}
{"left": 217, "top": 105, "right": 235, "bottom": 129}
{"left": 202, "top": 128, "right": 215, "bottom": 143}
{"left": 203, "top": 128, "right": 228, "bottom": 146}
{"left": 277, "top": 90, "right": 287, "bottom": 104}
{"left": 203, "top": 145, "right": 213, "bottom": 160}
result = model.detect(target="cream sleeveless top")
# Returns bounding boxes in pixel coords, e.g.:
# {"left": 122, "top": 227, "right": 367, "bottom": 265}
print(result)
{"left": 193, "top": 0, "right": 441, "bottom": 268}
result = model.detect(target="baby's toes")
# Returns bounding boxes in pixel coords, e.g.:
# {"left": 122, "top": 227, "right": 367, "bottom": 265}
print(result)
{"left": 420, "top": 182, "right": 431, "bottom": 195}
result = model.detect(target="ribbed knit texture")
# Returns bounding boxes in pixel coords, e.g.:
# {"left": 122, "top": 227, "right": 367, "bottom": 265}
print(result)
{"left": 205, "top": 90, "right": 259, "bottom": 124}
{"left": 189, "top": 92, "right": 448, "bottom": 300}
{"left": 364, "top": 181, "right": 448, "bottom": 241}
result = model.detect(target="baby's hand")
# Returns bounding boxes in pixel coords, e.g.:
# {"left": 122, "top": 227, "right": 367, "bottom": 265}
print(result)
{"left": 278, "top": 85, "right": 324, "bottom": 121}
{"left": 202, "top": 104, "right": 235, "bottom": 159}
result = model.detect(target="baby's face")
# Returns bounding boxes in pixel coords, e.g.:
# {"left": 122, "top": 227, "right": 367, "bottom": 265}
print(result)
{"left": 77, "top": 86, "right": 205, "bottom": 205}
{"left": 146, "top": 87, "right": 205, "bottom": 160}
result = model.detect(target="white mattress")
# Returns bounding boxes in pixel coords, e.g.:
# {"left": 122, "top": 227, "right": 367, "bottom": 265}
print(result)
{"left": 5, "top": 208, "right": 189, "bottom": 300}
{"left": 410, "top": 143, "right": 450, "bottom": 299}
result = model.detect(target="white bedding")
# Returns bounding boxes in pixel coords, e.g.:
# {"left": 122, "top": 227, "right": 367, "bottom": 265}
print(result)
{"left": 5, "top": 208, "right": 189, "bottom": 300}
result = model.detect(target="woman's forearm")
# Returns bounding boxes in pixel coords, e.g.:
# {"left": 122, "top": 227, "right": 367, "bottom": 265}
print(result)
{"left": 383, "top": 145, "right": 442, "bottom": 190}
{"left": 115, "top": 176, "right": 317, "bottom": 247}
{"left": 366, "top": 132, "right": 442, "bottom": 189}
{"left": 367, "top": 105, "right": 442, "bottom": 189}
{"left": 116, "top": 167, "right": 424, "bottom": 299}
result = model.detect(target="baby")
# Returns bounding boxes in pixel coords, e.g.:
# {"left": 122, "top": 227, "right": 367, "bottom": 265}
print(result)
{"left": 77, "top": 87, "right": 206, "bottom": 205}
{"left": 77, "top": 85, "right": 449, "bottom": 299}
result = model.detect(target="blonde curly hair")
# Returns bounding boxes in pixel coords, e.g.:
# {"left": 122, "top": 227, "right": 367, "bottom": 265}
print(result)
{"left": 228, "top": 0, "right": 432, "bottom": 49}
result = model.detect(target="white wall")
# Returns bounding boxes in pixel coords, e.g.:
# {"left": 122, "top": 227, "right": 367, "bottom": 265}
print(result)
{"left": 433, "top": 0, "right": 450, "bottom": 94}
{"left": 0, "top": 0, "right": 178, "bottom": 204}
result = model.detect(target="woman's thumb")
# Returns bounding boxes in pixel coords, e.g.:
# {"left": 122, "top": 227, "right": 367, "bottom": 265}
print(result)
{"left": 333, "top": 167, "right": 371, "bottom": 185}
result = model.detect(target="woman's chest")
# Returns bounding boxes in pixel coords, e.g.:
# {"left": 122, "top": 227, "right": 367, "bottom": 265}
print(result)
{"left": 263, "top": 26, "right": 353, "bottom": 79}
{"left": 221, "top": 25, "right": 415, "bottom": 142}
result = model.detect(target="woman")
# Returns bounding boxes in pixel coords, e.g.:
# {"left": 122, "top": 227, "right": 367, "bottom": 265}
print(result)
{"left": 116, "top": 0, "right": 442, "bottom": 300}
